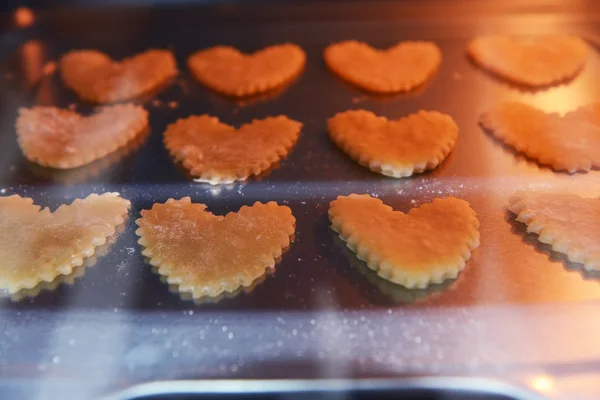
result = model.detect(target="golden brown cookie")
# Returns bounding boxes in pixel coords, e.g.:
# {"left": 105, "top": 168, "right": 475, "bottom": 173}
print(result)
{"left": 10, "top": 264, "right": 87, "bottom": 301}
{"left": 16, "top": 104, "right": 148, "bottom": 169}
{"left": 60, "top": 49, "right": 177, "bottom": 103}
{"left": 136, "top": 198, "right": 295, "bottom": 299}
{"left": 328, "top": 109, "right": 458, "bottom": 177}
{"left": 509, "top": 192, "right": 600, "bottom": 270}
{"left": 329, "top": 195, "right": 480, "bottom": 289}
{"left": 164, "top": 115, "right": 301, "bottom": 184}
{"left": 332, "top": 232, "right": 455, "bottom": 304}
{"left": 9, "top": 223, "right": 123, "bottom": 301}
{"left": 324, "top": 40, "right": 442, "bottom": 93}
{"left": 0, "top": 193, "right": 130, "bottom": 293}
{"left": 468, "top": 35, "right": 588, "bottom": 86}
{"left": 480, "top": 101, "right": 600, "bottom": 173}
{"left": 188, "top": 44, "right": 305, "bottom": 97}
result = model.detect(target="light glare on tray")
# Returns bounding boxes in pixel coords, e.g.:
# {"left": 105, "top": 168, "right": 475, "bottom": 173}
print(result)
{"left": 529, "top": 374, "right": 555, "bottom": 395}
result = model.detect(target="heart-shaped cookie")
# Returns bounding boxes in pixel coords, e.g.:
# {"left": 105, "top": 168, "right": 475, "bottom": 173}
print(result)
{"left": 332, "top": 232, "right": 455, "bottom": 304}
{"left": 60, "top": 49, "right": 178, "bottom": 103}
{"left": 328, "top": 109, "right": 458, "bottom": 177}
{"left": 188, "top": 44, "right": 306, "bottom": 97}
{"left": 329, "top": 195, "right": 480, "bottom": 289}
{"left": 324, "top": 40, "right": 442, "bottom": 93}
{"left": 0, "top": 192, "right": 129, "bottom": 293}
{"left": 468, "top": 35, "right": 588, "bottom": 86}
{"left": 10, "top": 263, "right": 87, "bottom": 302}
{"left": 10, "top": 227, "right": 120, "bottom": 301}
{"left": 509, "top": 192, "right": 600, "bottom": 270}
{"left": 16, "top": 104, "right": 148, "bottom": 169}
{"left": 136, "top": 198, "right": 295, "bottom": 298}
{"left": 164, "top": 115, "right": 302, "bottom": 184}
{"left": 480, "top": 101, "right": 600, "bottom": 173}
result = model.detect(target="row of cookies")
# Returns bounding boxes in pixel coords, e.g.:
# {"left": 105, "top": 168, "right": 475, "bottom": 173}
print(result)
{"left": 57, "top": 34, "right": 589, "bottom": 104}
{"left": 0, "top": 191, "right": 595, "bottom": 301}
{"left": 16, "top": 99, "right": 599, "bottom": 184}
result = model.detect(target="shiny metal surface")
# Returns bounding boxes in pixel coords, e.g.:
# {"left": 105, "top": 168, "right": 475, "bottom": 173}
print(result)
{"left": 103, "top": 378, "right": 546, "bottom": 399}
{"left": 1, "top": 1, "right": 600, "bottom": 399}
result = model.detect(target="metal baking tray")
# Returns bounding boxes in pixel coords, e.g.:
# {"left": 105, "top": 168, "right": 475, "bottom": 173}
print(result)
{"left": 1, "top": 0, "right": 600, "bottom": 399}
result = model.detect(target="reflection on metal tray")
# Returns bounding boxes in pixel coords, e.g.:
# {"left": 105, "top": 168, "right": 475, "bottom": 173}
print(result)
{"left": 2, "top": 3, "right": 600, "bottom": 312}
{"left": 1, "top": 1, "right": 600, "bottom": 399}
{"left": 104, "top": 378, "right": 546, "bottom": 400}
